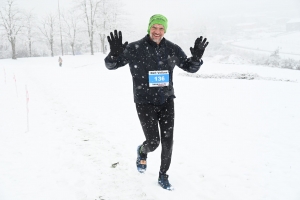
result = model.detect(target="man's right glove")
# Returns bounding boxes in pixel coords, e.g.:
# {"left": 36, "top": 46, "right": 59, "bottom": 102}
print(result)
{"left": 190, "top": 36, "right": 209, "bottom": 62}
{"left": 107, "top": 30, "right": 128, "bottom": 57}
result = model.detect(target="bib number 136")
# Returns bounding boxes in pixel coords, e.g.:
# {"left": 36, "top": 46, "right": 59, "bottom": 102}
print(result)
{"left": 148, "top": 70, "right": 169, "bottom": 87}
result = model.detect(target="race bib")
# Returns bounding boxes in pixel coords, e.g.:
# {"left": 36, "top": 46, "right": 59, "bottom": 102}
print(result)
{"left": 148, "top": 70, "right": 169, "bottom": 87}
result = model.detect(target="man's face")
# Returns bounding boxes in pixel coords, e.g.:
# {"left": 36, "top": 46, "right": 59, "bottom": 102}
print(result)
{"left": 149, "top": 24, "right": 165, "bottom": 44}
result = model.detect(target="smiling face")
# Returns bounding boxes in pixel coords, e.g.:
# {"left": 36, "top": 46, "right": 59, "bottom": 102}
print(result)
{"left": 149, "top": 24, "right": 165, "bottom": 44}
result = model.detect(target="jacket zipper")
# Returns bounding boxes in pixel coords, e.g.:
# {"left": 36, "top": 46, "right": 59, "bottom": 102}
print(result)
{"left": 155, "top": 45, "right": 165, "bottom": 104}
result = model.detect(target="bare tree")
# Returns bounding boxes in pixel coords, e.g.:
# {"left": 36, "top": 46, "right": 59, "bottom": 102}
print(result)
{"left": 0, "top": 0, "right": 24, "bottom": 59}
{"left": 0, "top": 33, "right": 10, "bottom": 58}
{"left": 58, "top": 0, "right": 64, "bottom": 56}
{"left": 39, "top": 13, "right": 56, "bottom": 57}
{"left": 23, "top": 10, "right": 37, "bottom": 57}
{"left": 97, "top": 0, "right": 108, "bottom": 54}
{"left": 96, "top": 0, "right": 127, "bottom": 54}
{"left": 78, "top": 0, "right": 101, "bottom": 55}
{"left": 62, "top": 9, "right": 81, "bottom": 55}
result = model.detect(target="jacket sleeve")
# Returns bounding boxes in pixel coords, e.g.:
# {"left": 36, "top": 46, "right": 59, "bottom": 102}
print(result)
{"left": 104, "top": 46, "right": 130, "bottom": 70}
{"left": 175, "top": 45, "right": 203, "bottom": 73}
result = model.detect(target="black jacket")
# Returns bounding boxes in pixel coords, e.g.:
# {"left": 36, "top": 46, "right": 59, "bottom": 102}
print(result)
{"left": 105, "top": 35, "right": 203, "bottom": 105}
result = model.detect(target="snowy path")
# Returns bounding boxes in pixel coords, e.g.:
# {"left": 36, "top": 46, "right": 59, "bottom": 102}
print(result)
{"left": 1, "top": 55, "right": 300, "bottom": 200}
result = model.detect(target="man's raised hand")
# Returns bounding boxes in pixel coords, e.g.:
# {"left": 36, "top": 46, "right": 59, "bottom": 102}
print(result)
{"left": 190, "top": 36, "right": 209, "bottom": 61}
{"left": 107, "top": 30, "right": 128, "bottom": 57}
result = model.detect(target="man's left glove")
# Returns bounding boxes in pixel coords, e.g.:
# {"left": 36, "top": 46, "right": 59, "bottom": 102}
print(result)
{"left": 107, "top": 30, "right": 128, "bottom": 57}
{"left": 190, "top": 36, "right": 209, "bottom": 61}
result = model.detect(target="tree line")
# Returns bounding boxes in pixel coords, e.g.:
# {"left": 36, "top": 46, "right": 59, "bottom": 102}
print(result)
{"left": 0, "top": 0, "right": 126, "bottom": 59}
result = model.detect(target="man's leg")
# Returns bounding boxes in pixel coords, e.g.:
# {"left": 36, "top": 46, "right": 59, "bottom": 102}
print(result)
{"left": 135, "top": 103, "right": 160, "bottom": 153}
{"left": 158, "top": 98, "right": 174, "bottom": 174}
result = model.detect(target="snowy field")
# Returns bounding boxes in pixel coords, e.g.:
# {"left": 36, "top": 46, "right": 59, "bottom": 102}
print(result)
{"left": 1, "top": 54, "right": 300, "bottom": 200}
{"left": 229, "top": 32, "right": 300, "bottom": 59}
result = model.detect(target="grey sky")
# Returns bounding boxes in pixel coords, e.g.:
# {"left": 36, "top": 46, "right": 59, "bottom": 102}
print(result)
{"left": 12, "top": 0, "right": 300, "bottom": 19}
{"left": 2, "top": 0, "right": 300, "bottom": 36}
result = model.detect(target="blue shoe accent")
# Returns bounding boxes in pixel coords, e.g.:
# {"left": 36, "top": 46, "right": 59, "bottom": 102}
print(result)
{"left": 136, "top": 145, "right": 147, "bottom": 173}
{"left": 158, "top": 173, "right": 174, "bottom": 191}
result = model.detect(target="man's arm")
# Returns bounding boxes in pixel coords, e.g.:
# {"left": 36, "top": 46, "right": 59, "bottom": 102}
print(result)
{"left": 176, "top": 36, "right": 209, "bottom": 73}
{"left": 104, "top": 30, "right": 129, "bottom": 70}
{"left": 174, "top": 46, "right": 202, "bottom": 73}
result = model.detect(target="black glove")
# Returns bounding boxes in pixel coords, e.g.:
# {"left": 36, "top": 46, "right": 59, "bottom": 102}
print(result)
{"left": 190, "top": 36, "right": 209, "bottom": 61}
{"left": 107, "top": 30, "right": 128, "bottom": 57}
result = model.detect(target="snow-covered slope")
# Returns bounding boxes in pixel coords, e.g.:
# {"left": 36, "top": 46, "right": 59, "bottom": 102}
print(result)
{"left": 1, "top": 54, "right": 300, "bottom": 200}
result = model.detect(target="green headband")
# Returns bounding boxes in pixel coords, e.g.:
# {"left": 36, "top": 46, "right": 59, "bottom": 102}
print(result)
{"left": 147, "top": 14, "right": 168, "bottom": 34}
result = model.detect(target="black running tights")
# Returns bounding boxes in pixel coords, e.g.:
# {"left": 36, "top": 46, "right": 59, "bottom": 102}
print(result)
{"left": 135, "top": 98, "right": 174, "bottom": 174}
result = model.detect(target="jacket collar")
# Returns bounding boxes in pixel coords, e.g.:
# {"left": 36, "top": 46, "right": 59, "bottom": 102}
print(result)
{"left": 145, "top": 34, "right": 166, "bottom": 48}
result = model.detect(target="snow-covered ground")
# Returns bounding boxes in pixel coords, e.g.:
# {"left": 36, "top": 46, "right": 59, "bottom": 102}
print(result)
{"left": 1, "top": 54, "right": 300, "bottom": 200}
{"left": 229, "top": 32, "right": 300, "bottom": 59}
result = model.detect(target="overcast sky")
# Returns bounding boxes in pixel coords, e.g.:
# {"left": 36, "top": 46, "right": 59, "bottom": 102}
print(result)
{"left": 9, "top": 0, "right": 300, "bottom": 20}
{"left": 1, "top": 0, "right": 300, "bottom": 37}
